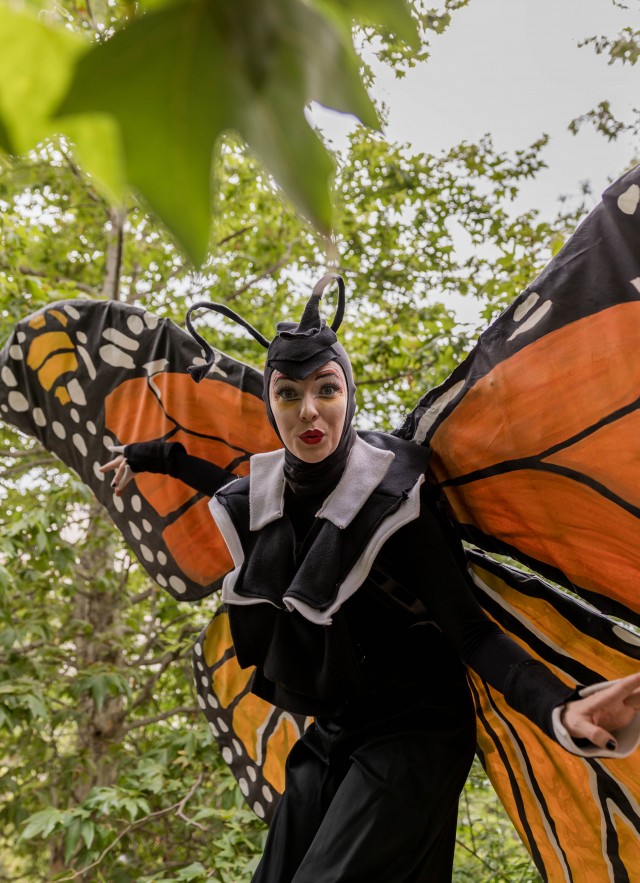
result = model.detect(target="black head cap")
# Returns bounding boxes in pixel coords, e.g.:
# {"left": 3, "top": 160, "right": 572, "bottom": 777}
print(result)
{"left": 185, "top": 274, "right": 346, "bottom": 383}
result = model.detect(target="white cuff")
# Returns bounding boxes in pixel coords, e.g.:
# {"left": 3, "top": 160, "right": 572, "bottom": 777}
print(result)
{"left": 552, "top": 679, "right": 640, "bottom": 758}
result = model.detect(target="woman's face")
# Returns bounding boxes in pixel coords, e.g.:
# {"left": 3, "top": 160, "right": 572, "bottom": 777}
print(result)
{"left": 269, "top": 360, "right": 348, "bottom": 462}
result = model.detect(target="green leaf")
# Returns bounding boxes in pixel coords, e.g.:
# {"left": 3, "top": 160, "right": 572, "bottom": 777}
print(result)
{"left": 58, "top": 0, "right": 379, "bottom": 264}
{"left": 175, "top": 863, "right": 207, "bottom": 880}
{"left": 64, "top": 816, "right": 81, "bottom": 863}
{"left": 0, "top": 4, "right": 82, "bottom": 153}
{"left": 81, "top": 820, "right": 95, "bottom": 850}
{"left": 323, "top": 0, "right": 419, "bottom": 48}
{"left": 0, "top": 112, "right": 12, "bottom": 153}
{"left": 21, "top": 807, "right": 61, "bottom": 840}
{"left": 0, "top": 4, "right": 125, "bottom": 199}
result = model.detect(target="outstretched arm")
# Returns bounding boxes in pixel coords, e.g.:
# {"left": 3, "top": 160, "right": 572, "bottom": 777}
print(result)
{"left": 397, "top": 489, "right": 640, "bottom": 756}
{"left": 100, "top": 441, "right": 236, "bottom": 497}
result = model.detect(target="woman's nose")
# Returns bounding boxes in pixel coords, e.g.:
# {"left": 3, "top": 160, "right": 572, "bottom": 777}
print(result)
{"left": 299, "top": 392, "right": 319, "bottom": 421}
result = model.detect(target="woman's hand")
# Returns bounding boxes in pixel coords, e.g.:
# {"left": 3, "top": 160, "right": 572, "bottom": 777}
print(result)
{"left": 99, "top": 447, "right": 134, "bottom": 496}
{"left": 561, "top": 671, "right": 640, "bottom": 750}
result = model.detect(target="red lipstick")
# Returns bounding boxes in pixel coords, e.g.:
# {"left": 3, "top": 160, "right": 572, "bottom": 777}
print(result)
{"left": 299, "top": 430, "right": 324, "bottom": 445}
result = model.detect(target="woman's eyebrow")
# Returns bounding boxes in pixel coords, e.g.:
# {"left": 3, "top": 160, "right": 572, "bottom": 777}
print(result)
{"left": 314, "top": 369, "right": 341, "bottom": 379}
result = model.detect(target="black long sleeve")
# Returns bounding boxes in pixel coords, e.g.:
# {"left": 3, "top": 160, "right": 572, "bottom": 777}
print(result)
{"left": 378, "top": 490, "right": 576, "bottom": 739}
{"left": 124, "top": 441, "right": 235, "bottom": 497}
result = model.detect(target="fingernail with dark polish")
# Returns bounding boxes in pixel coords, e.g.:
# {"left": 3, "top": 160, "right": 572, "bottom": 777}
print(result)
{"left": 606, "top": 739, "right": 617, "bottom": 751}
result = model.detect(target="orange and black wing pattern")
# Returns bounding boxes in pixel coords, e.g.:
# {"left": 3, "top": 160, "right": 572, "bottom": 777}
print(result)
{"left": 468, "top": 552, "right": 640, "bottom": 881}
{"left": 396, "top": 164, "right": 640, "bottom": 879}
{"left": 0, "top": 299, "right": 280, "bottom": 600}
{"left": 399, "top": 164, "right": 640, "bottom": 627}
{"left": 0, "top": 298, "right": 301, "bottom": 823}
{"left": 192, "top": 607, "right": 310, "bottom": 825}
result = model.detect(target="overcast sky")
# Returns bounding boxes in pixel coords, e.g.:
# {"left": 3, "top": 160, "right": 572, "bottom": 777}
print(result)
{"left": 312, "top": 0, "right": 639, "bottom": 322}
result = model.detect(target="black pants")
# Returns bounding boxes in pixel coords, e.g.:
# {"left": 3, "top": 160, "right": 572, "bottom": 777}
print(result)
{"left": 251, "top": 685, "right": 476, "bottom": 883}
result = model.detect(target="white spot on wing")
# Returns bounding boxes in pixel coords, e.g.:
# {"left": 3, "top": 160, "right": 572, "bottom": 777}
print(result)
{"left": 70, "top": 408, "right": 80, "bottom": 423}
{"left": 9, "top": 345, "right": 23, "bottom": 360}
{"left": 262, "top": 785, "right": 273, "bottom": 802}
{"left": 52, "top": 421, "right": 66, "bottom": 439}
{"left": 413, "top": 380, "right": 466, "bottom": 445}
{"left": 129, "top": 521, "right": 142, "bottom": 541}
{"left": 144, "top": 359, "right": 169, "bottom": 375}
{"left": 239, "top": 778, "right": 249, "bottom": 796}
{"left": 17, "top": 331, "right": 26, "bottom": 343}
{"left": 169, "top": 575, "right": 187, "bottom": 594}
{"left": 631, "top": 278, "right": 640, "bottom": 294}
{"left": 247, "top": 766, "right": 257, "bottom": 782}
{"left": 102, "top": 328, "right": 140, "bottom": 351}
{"left": 157, "top": 551, "right": 167, "bottom": 565}
{"left": 156, "top": 573, "right": 168, "bottom": 587}
{"left": 86, "top": 421, "right": 97, "bottom": 435}
{"left": 612, "top": 624, "right": 640, "bottom": 646}
{"left": 513, "top": 291, "right": 539, "bottom": 321}
{"left": 64, "top": 305, "right": 80, "bottom": 320}
{"left": 617, "top": 184, "right": 640, "bottom": 215}
{"left": 77, "top": 346, "right": 97, "bottom": 379}
{"left": 140, "top": 544, "right": 154, "bottom": 562}
{"left": 77, "top": 331, "right": 88, "bottom": 344}
{"left": 127, "top": 315, "right": 145, "bottom": 335}
{"left": 113, "top": 495, "right": 124, "bottom": 513}
{"left": 222, "top": 747, "right": 233, "bottom": 764}
{"left": 67, "top": 379, "right": 87, "bottom": 406}
{"left": 99, "top": 345, "right": 136, "bottom": 370}
{"left": 93, "top": 462, "right": 105, "bottom": 481}
{"left": 33, "top": 408, "right": 46, "bottom": 427}
{"left": 144, "top": 312, "right": 159, "bottom": 330}
{"left": 207, "top": 694, "right": 218, "bottom": 709}
{"left": 131, "top": 495, "right": 142, "bottom": 513}
{"left": 8, "top": 392, "right": 29, "bottom": 412}
{"left": 507, "top": 301, "right": 552, "bottom": 341}
{"left": 73, "top": 434, "right": 88, "bottom": 456}
{"left": 1, "top": 367, "right": 17, "bottom": 387}
{"left": 253, "top": 802, "right": 265, "bottom": 819}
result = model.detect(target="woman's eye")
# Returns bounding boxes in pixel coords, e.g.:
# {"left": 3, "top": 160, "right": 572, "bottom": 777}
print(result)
{"left": 319, "top": 383, "right": 341, "bottom": 396}
{"left": 275, "top": 386, "right": 298, "bottom": 400}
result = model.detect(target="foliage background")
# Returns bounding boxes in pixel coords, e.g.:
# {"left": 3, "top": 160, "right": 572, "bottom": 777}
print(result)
{"left": 0, "top": 0, "right": 637, "bottom": 880}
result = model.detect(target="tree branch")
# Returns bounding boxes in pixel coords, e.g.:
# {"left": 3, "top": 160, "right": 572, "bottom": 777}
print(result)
{"left": 216, "top": 225, "right": 253, "bottom": 247}
{"left": 102, "top": 206, "right": 127, "bottom": 301}
{"left": 1, "top": 456, "right": 59, "bottom": 479}
{"left": 0, "top": 446, "right": 46, "bottom": 458}
{"left": 454, "top": 838, "right": 514, "bottom": 881}
{"left": 223, "top": 243, "right": 294, "bottom": 302}
{"left": 0, "top": 263, "right": 96, "bottom": 295}
{"left": 55, "top": 774, "right": 205, "bottom": 881}
{"left": 124, "top": 705, "right": 197, "bottom": 732}
{"left": 57, "top": 144, "right": 101, "bottom": 203}
{"left": 357, "top": 370, "right": 417, "bottom": 387}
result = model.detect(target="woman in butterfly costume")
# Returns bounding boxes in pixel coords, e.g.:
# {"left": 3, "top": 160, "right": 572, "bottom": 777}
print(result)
{"left": 102, "top": 273, "right": 640, "bottom": 883}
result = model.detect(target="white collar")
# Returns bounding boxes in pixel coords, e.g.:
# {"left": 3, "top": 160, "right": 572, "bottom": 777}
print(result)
{"left": 249, "top": 435, "right": 395, "bottom": 531}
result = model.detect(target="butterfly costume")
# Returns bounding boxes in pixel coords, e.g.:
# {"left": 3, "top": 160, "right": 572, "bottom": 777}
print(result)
{"left": 3, "top": 166, "right": 640, "bottom": 880}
